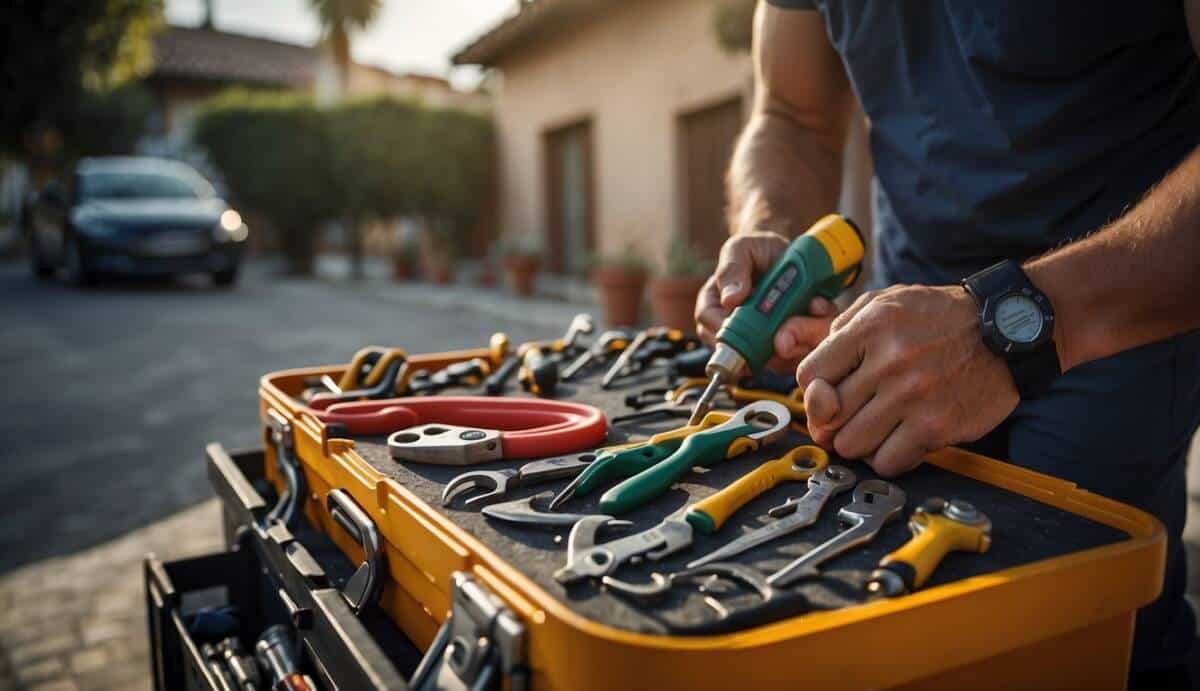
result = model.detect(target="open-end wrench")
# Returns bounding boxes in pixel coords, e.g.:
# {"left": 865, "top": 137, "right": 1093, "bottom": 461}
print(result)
{"left": 554, "top": 509, "right": 694, "bottom": 584}
{"left": 562, "top": 329, "right": 634, "bottom": 380}
{"left": 687, "top": 464, "right": 856, "bottom": 568}
{"left": 766, "top": 479, "right": 906, "bottom": 587}
{"left": 480, "top": 492, "right": 633, "bottom": 529}
{"left": 441, "top": 453, "right": 599, "bottom": 506}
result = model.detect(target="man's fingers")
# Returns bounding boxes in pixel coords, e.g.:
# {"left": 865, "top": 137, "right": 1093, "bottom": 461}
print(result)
{"left": 775, "top": 316, "right": 832, "bottom": 360}
{"left": 830, "top": 290, "right": 875, "bottom": 333}
{"left": 809, "top": 296, "right": 836, "bottom": 318}
{"left": 807, "top": 364, "right": 876, "bottom": 432}
{"left": 714, "top": 249, "right": 753, "bottom": 310}
{"left": 694, "top": 276, "right": 726, "bottom": 344}
{"left": 831, "top": 393, "right": 903, "bottom": 460}
{"left": 795, "top": 325, "right": 864, "bottom": 390}
{"left": 802, "top": 378, "right": 839, "bottom": 428}
{"left": 868, "top": 420, "right": 931, "bottom": 477}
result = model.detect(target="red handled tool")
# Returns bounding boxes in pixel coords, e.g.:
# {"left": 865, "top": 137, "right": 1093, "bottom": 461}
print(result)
{"left": 312, "top": 396, "right": 608, "bottom": 465}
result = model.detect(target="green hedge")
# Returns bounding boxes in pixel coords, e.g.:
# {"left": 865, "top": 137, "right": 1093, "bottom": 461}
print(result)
{"left": 193, "top": 91, "right": 492, "bottom": 273}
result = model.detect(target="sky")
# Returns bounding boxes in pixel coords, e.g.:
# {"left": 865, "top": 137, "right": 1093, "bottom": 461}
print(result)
{"left": 164, "top": 0, "right": 517, "bottom": 89}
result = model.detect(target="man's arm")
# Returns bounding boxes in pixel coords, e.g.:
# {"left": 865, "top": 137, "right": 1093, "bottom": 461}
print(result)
{"left": 794, "top": 0, "right": 1200, "bottom": 476}
{"left": 696, "top": 2, "right": 854, "bottom": 354}
{"left": 726, "top": 2, "right": 854, "bottom": 238}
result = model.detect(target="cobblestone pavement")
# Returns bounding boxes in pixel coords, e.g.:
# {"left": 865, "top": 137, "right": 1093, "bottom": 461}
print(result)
{"left": 0, "top": 500, "right": 222, "bottom": 691}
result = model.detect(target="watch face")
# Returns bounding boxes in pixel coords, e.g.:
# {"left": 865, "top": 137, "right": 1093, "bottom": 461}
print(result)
{"left": 995, "top": 294, "right": 1044, "bottom": 344}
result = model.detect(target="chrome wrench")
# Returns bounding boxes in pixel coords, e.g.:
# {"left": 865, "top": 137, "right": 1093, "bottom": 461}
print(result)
{"left": 686, "top": 465, "right": 857, "bottom": 568}
{"left": 554, "top": 509, "right": 693, "bottom": 584}
{"left": 766, "top": 479, "right": 906, "bottom": 587}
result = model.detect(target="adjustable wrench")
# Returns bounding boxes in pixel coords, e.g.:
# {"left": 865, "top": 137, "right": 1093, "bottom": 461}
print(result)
{"left": 686, "top": 464, "right": 856, "bottom": 568}
{"left": 480, "top": 492, "right": 632, "bottom": 530}
{"left": 766, "top": 479, "right": 906, "bottom": 587}
{"left": 441, "top": 454, "right": 598, "bottom": 506}
{"left": 554, "top": 510, "right": 694, "bottom": 584}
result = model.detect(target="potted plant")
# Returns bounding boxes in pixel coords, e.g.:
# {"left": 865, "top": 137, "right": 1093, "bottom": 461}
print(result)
{"left": 418, "top": 218, "right": 458, "bottom": 285}
{"left": 589, "top": 243, "right": 650, "bottom": 327}
{"left": 391, "top": 236, "right": 417, "bottom": 281}
{"left": 650, "top": 234, "right": 714, "bottom": 333}
{"left": 499, "top": 235, "right": 543, "bottom": 296}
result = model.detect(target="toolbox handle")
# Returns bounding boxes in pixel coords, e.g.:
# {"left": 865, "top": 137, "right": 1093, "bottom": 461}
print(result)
{"left": 325, "top": 489, "right": 385, "bottom": 615}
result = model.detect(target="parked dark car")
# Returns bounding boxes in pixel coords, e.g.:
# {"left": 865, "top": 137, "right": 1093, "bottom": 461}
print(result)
{"left": 28, "top": 157, "right": 248, "bottom": 286}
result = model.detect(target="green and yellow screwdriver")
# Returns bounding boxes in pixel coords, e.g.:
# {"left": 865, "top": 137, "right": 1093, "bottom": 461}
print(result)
{"left": 688, "top": 214, "right": 866, "bottom": 425}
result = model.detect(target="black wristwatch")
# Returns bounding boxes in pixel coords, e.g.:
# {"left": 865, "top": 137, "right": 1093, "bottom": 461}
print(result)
{"left": 961, "top": 260, "right": 1061, "bottom": 399}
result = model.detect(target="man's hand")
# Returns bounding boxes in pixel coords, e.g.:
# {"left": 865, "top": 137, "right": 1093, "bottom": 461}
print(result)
{"left": 797, "top": 284, "right": 1019, "bottom": 476}
{"left": 695, "top": 231, "right": 839, "bottom": 369}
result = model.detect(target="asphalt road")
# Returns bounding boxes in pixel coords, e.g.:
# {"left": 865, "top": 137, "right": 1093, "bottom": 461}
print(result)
{"left": 0, "top": 261, "right": 557, "bottom": 573}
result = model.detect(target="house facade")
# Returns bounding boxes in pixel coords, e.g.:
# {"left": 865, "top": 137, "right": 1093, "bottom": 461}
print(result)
{"left": 456, "top": 0, "right": 871, "bottom": 277}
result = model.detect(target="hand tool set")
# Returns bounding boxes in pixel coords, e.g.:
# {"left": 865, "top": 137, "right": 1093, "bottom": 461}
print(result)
{"left": 151, "top": 213, "right": 1164, "bottom": 690}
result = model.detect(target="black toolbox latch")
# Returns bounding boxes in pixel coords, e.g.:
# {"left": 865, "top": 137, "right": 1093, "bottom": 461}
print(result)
{"left": 265, "top": 408, "right": 305, "bottom": 529}
{"left": 410, "top": 572, "right": 527, "bottom": 691}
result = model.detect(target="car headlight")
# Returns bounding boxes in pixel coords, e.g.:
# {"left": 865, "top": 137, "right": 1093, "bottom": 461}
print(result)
{"left": 214, "top": 209, "right": 248, "bottom": 242}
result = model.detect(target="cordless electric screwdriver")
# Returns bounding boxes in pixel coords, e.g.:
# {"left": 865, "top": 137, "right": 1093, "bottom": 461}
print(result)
{"left": 688, "top": 214, "right": 866, "bottom": 425}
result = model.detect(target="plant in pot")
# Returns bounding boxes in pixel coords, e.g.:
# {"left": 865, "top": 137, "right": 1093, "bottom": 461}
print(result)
{"left": 588, "top": 243, "right": 650, "bottom": 327}
{"left": 650, "top": 234, "right": 714, "bottom": 333}
{"left": 499, "top": 235, "right": 543, "bottom": 297}
{"left": 391, "top": 235, "right": 417, "bottom": 281}
{"left": 418, "top": 218, "right": 459, "bottom": 285}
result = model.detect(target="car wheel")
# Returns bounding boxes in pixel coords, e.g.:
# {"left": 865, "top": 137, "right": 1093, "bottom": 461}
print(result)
{"left": 29, "top": 237, "right": 53, "bottom": 280}
{"left": 212, "top": 268, "right": 238, "bottom": 287}
{"left": 64, "top": 237, "right": 94, "bottom": 287}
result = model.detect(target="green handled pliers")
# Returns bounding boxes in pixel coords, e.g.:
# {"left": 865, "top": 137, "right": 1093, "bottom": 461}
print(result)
{"left": 598, "top": 400, "right": 791, "bottom": 514}
{"left": 547, "top": 411, "right": 736, "bottom": 510}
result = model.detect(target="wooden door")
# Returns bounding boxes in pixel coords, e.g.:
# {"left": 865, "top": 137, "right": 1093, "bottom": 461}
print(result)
{"left": 679, "top": 97, "right": 743, "bottom": 259}
{"left": 544, "top": 121, "right": 594, "bottom": 275}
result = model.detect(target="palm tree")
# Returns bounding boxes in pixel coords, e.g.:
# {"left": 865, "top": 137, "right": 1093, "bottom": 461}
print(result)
{"left": 307, "top": 0, "right": 380, "bottom": 278}
{"left": 308, "top": 0, "right": 381, "bottom": 98}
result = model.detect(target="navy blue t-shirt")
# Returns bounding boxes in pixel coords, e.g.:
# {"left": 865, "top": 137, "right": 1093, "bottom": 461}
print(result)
{"left": 767, "top": 0, "right": 1200, "bottom": 673}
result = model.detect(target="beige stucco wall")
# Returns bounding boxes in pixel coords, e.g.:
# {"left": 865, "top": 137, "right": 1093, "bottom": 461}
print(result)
{"left": 491, "top": 0, "right": 754, "bottom": 268}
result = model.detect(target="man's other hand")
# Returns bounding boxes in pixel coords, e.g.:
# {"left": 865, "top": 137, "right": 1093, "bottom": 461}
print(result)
{"left": 695, "top": 231, "right": 840, "bottom": 370}
{"left": 797, "top": 285, "right": 1019, "bottom": 476}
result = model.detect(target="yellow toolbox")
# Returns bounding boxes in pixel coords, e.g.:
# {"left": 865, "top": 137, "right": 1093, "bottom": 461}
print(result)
{"left": 257, "top": 359, "right": 1164, "bottom": 690}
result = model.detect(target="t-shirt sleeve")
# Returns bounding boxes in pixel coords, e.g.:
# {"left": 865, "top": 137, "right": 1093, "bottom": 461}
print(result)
{"left": 765, "top": 0, "right": 817, "bottom": 9}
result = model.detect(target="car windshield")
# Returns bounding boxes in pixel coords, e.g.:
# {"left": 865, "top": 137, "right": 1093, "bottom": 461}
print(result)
{"left": 78, "top": 170, "right": 213, "bottom": 201}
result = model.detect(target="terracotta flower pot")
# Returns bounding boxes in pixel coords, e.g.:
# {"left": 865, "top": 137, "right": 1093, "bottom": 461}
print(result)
{"left": 592, "top": 267, "right": 647, "bottom": 327}
{"left": 503, "top": 256, "right": 540, "bottom": 296}
{"left": 650, "top": 274, "right": 707, "bottom": 333}
{"left": 429, "top": 263, "right": 453, "bottom": 285}
{"left": 392, "top": 255, "right": 413, "bottom": 281}
{"left": 477, "top": 261, "right": 499, "bottom": 287}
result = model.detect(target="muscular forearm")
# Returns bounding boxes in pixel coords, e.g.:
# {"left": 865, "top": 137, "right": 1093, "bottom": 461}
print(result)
{"left": 727, "top": 106, "right": 845, "bottom": 238}
{"left": 1027, "top": 144, "right": 1200, "bottom": 371}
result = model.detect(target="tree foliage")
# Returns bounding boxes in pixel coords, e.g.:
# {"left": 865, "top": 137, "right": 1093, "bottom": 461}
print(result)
{"left": 194, "top": 91, "right": 493, "bottom": 273}
{"left": 0, "top": 0, "right": 162, "bottom": 162}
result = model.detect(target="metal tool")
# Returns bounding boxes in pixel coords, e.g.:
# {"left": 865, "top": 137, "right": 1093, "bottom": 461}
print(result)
{"left": 485, "top": 314, "right": 593, "bottom": 395}
{"left": 600, "top": 327, "right": 692, "bottom": 388}
{"left": 610, "top": 387, "right": 702, "bottom": 425}
{"left": 685, "top": 445, "right": 832, "bottom": 534}
{"left": 308, "top": 356, "right": 407, "bottom": 410}
{"left": 218, "top": 637, "right": 261, "bottom": 691}
{"left": 518, "top": 345, "right": 559, "bottom": 396}
{"left": 620, "top": 377, "right": 806, "bottom": 428}
{"left": 598, "top": 400, "right": 790, "bottom": 515}
{"left": 555, "top": 510, "right": 694, "bottom": 584}
{"left": 667, "top": 345, "right": 713, "bottom": 380}
{"left": 336, "top": 345, "right": 401, "bottom": 391}
{"left": 442, "top": 454, "right": 599, "bottom": 506}
{"left": 600, "top": 562, "right": 807, "bottom": 635}
{"left": 407, "top": 357, "right": 491, "bottom": 394}
{"left": 348, "top": 396, "right": 608, "bottom": 464}
{"left": 480, "top": 492, "right": 633, "bottom": 529}
{"left": 687, "top": 463, "right": 855, "bottom": 568}
{"left": 689, "top": 214, "right": 864, "bottom": 425}
{"left": 256, "top": 625, "right": 315, "bottom": 691}
{"left": 766, "top": 479, "right": 906, "bottom": 587}
{"left": 547, "top": 412, "right": 734, "bottom": 510}
{"left": 561, "top": 329, "right": 633, "bottom": 380}
{"left": 866, "top": 497, "right": 992, "bottom": 597}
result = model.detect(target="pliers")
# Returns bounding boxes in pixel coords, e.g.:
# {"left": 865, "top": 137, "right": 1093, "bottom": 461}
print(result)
{"left": 307, "top": 396, "right": 607, "bottom": 464}
{"left": 615, "top": 378, "right": 806, "bottom": 428}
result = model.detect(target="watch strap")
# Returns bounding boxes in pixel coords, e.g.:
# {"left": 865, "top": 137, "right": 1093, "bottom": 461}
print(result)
{"left": 1008, "top": 345, "right": 1062, "bottom": 399}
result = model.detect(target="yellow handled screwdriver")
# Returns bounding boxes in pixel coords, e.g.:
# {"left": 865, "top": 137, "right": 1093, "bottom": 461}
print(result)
{"left": 866, "top": 497, "right": 992, "bottom": 596}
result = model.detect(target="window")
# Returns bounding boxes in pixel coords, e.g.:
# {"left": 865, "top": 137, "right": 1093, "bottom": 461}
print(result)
{"left": 678, "top": 97, "right": 743, "bottom": 259}
{"left": 544, "top": 121, "right": 594, "bottom": 275}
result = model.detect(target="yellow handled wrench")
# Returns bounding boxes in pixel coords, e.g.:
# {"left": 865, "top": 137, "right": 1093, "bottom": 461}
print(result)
{"left": 685, "top": 446, "right": 830, "bottom": 534}
{"left": 866, "top": 497, "right": 992, "bottom": 597}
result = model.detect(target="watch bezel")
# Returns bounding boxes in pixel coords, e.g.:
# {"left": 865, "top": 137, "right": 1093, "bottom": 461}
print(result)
{"left": 979, "top": 285, "right": 1055, "bottom": 356}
